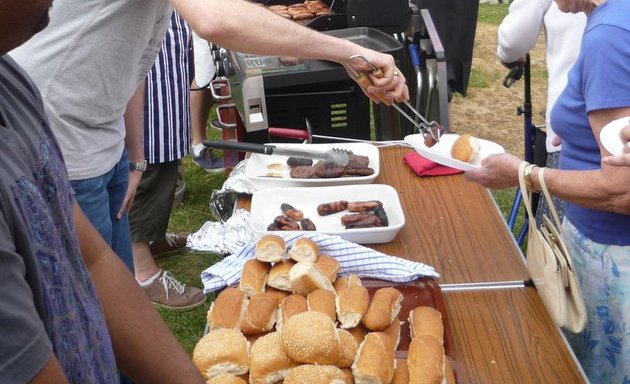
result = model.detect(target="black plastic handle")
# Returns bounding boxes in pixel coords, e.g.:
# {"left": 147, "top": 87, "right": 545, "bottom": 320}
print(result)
{"left": 203, "top": 140, "right": 274, "bottom": 155}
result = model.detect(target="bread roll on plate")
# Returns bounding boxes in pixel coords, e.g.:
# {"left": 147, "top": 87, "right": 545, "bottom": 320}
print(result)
{"left": 281, "top": 311, "right": 340, "bottom": 364}
{"left": 409, "top": 306, "right": 444, "bottom": 344}
{"left": 362, "top": 287, "right": 403, "bottom": 331}
{"left": 239, "top": 258, "right": 270, "bottom": 297}
{"left": 346, "top": 323, "right": 369, "bottom": 345}
{"left": 450, "top": 133, "right": 480, "bottom": 163}
{"left": 205, "top": 373, "right": 246, "bottom": 384}
{"left": 240, "top": 292, "right": 279, "bottom": 335}
{"left": 207, "top": 287, "right": 248, "bottom": 331}
{"left": 408, "top": 335, "right": 445, "bottom": 384}
{"left": 351, "top": 332, "right": 395, "bottom": 384}
{"left": 287, "top": 237, "right": 319, "bottom": 262}
{"left": 284, "top": 365, "right": 346, "bottom": 384}
{"left": 307, "top": 288, "right": 337, "bottom": 322}
{"left": 255, "top": 234, "right": 286, "bottom": 263}
{"left": 277, "top": 293, "right": 308, "bottom": 331}
{"left": 336, "top": 285, "right": 369, "bottom": 329}
{"left": 192, "top": 328, "right": 249, "bottom": 379}
{"left": 267, "top": 259, "right": 296, "bottom": 291}
{"left": 249, "top": 332, "right": 298, "bottom": 384}
{"left": 289, "top": 261, "right": 334, "bottom": 295}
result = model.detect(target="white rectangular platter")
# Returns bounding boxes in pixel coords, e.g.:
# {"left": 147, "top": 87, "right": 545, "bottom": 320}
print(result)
{"left": 250, "top": 184, "right": 405, "bottom": 244}
{"left": 244, "top": 142, "right": 379, "bottom": 190}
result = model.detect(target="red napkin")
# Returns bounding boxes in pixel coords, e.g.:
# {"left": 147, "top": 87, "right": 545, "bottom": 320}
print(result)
{"left": 403, "top": 152, "right": 463, "bottom": 176}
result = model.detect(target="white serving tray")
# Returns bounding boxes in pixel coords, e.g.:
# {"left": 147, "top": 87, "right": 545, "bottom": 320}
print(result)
{"left": 250, "top": 184, "right": 405, "bottom": 244}
{"left": 244, "top": 142, "right": 379, "bottom": 190}
{"left": 404, "top": 133, "right": 505, "bottom": 171}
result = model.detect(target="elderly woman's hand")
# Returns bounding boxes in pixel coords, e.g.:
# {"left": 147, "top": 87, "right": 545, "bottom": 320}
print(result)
{"left": 464, "top": 153, "right": 523, "bottom": 189}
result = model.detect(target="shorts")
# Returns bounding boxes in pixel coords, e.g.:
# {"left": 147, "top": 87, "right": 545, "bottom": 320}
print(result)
{"left": 129, "top": 161, "right": 179, "bottom": 243}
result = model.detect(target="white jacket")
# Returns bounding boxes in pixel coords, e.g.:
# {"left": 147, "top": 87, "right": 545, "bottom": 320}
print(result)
{"left": 497, "top": 0, "right": 586, "bottom": 153}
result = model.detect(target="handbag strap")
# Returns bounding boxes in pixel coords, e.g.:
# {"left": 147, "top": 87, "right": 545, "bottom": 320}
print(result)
{"left": 536, "top": 167, "right": 565, "bottom": 237}
{"left": 517, "top": 162, "right": 538, "bottom": 224}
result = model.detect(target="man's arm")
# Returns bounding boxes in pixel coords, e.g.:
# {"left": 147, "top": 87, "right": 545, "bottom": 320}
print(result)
{"left": 170, "top": 0, "right": 408, "bottom": 103}
{"left": 496, "top": 0, "right": 546, "bottom": 64}
{"left": 118, "top": 80, "right": 145, "bottom": 219}
{"left": 74, "top": 202, "right": 205, "bottom": 383}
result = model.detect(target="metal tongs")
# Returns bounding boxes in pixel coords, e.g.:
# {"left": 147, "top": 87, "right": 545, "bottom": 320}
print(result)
{"left": 346, "top": 55, "right": 443, "bottom": 146}
{"left": 203, "top": 140, "right": 351, "bottom": 166}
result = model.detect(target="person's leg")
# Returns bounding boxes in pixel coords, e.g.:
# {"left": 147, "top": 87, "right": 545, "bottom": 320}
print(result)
{"left": 190, "top": 82, "right": 224, "bottom": 172}
{"left": 128, "top": 161, "right": 206, "bottom": 310}
{"left": 71, "top": 151, "right": 134, "bottom": 271}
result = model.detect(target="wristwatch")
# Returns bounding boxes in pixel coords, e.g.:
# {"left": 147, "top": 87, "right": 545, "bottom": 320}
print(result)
{"left": 129, "top": 160, "right": 147, "bottom": 172}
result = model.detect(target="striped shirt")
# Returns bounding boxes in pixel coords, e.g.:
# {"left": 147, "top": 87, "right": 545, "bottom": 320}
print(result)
{"left": 144, "top": 11, "right": 192, "bottom": 164}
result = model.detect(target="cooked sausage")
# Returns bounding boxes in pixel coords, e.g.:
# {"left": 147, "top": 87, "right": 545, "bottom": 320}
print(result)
{"left": 347, "top": 200, "right": 382, "bottom": 212}
{"left": 317, "top": 200, "right": 348, "bottom": 216}
{"left": 281, "top": 203, "right": 304, "bottom": 221}
{"left": 300, "top": 218, "right": 317, "bottom": 231}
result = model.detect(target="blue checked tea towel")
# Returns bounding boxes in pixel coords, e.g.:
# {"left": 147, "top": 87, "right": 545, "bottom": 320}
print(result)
{"left": 201, "top": 232, "right": 439, "bottom": 293}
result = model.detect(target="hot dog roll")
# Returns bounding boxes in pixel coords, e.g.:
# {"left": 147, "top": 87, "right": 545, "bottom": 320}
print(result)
{"left": 362, "top": 287, "right": 403, "bottom": 331}
{"left": 192, "top": 328, "right": 250, "bottom": 379}
{"left": 307, "top": 288, "right": 337, "bottom": 322}
{"left": 351, "top": 332, "right": 395, "bottom": 384}
{"left": 335, "top": 285, "right": 369, "bottom": 329}
{"left": 408, "top": 306, "right": 444, "bottom": 344}
{"left": 281, "top": 311, "right": 341, "bottom": 365}
{"left": 240, "top": 292, "right": 279, "bottom": 335}
{"left": 287, "top": 237, "right": 319, "bottom": 262}
{"left": 408, "top": 335, "right": 445, "bottom": 384}
{"left": 382, "top": 317, "right": 402, "bottom": 351}
{"left": 255, "top": 234, "right": 286, "bottom": 263}
{"left": 332, "top": 274, "right": 362, "bottom": 293}
{"left": 289, "top": 261, "right": 334, "bottom": 295}
{"left": 239, "top": 258, "right": 270, "bottom": 297}
{"left": 334, "top": 329, "right": 358, "bottom": 368}
{"left": 314, "top": 255, "right": 340, "bottom": 283}
{"left": 391, "top": 359, "right": 409, "bottom": 384}
{"left": 207, "top": 287, "right": 248, "bottom": 331}
{"left": 249, "top": 332, "right": 299, "bottom": 384}
{"left": 267, "top": 259, "right": 296, "bottom": 291}
{"left": 346, "top": 323, "right": 369, "bottom": 345}
{"left": 277, "top": 293, "right": 308, "bottom": 331}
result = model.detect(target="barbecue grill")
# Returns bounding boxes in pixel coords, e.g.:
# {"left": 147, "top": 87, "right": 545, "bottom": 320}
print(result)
{"left": 210, "top": 0, "right": 448, "bottom": 144}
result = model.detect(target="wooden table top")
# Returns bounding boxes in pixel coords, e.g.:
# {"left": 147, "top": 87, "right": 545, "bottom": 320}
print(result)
{"left": 444, "top": 287, "right": 585, "bottom": 383}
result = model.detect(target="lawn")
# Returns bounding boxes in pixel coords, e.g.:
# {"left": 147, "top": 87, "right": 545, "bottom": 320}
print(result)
{"left": 159, "top": 2, "right": 524, "bottom": 355}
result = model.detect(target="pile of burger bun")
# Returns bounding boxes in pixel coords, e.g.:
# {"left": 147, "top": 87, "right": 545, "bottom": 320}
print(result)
{"left": 192, "top": 234, "right": 456, "bottom": 383}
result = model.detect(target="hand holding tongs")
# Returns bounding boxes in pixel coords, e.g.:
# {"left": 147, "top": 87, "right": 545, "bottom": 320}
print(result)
{"left": 346, "top": 55, "right": 443, "bottom": 147}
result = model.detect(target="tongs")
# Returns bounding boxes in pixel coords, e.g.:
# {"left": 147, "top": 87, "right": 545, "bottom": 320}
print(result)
{"left": 346, "top": 55, "right": 444, "bottom": 146}
{"left": 203, "top": 140, "right": 351, "bottom": 166}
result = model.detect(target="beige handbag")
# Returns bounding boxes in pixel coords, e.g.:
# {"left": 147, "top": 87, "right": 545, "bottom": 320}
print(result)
{"left": 518, "top": 163, "right": 587, "bottom": 333}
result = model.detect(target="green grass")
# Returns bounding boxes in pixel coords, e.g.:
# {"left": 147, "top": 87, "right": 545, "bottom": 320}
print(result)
{"left": 157, "top": 3, "right": 527, "bottom": 355}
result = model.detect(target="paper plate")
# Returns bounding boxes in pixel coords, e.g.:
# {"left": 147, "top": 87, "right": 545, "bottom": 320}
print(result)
{"left": 600, "top": 117, "right": 630, "bottom": 156}
{"left": 404, "top": 133, "right": 505, "bottom": 171}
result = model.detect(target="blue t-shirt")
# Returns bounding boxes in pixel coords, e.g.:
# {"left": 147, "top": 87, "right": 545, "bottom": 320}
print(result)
{"left": 550, "top": 0, "right": 630, "bottom": 246}
{"left": 0, "top": 56, "right": 118, "bottom": 383}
